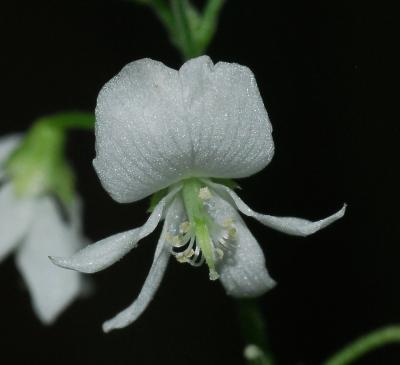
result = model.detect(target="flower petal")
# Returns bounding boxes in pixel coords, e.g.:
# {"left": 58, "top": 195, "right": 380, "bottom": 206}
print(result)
{"left": 206, "top": 193, "right": 275, "bottom": 297}
{"left": 94, "top": 59, "right": 184, "bottom": 203}
{"left": 94, "top": 56, "right": 273, "bottom": 203}
{"left": 102, "top": 235, "right": 169, "bottom": 332}
{"left": 179, "top": 56, "right": 274, "bottom": 177}
{"left": 0, "top": 134, "right": 21, "bottom": 181}
{"left": 207, "top": 181, "right": 346, "bottom": 237}
{"left": 0, "top": 134, "right": 21, "bottom": 165}
{"left": 0, "top": 183, "right": 34, "bottom": 262}
{"left": 49, "top": 187, "right": 180, "bottom": 273}
{"left": 15, "top": 196, "right": 84, "bottom": 324}
{"left": 102, "top": 196, "right": 184, "bottom": 332}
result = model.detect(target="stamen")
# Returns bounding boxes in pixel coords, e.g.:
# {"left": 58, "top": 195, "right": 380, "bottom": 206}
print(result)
{"left": 176, "top": 179, "right": 239, "bottom": 280}
{"left": 171, "top": 235, "right": 182, "bottom": 246}
{"left": 218, "top": 237, "right": 230, "bottom": 248}
{"left": 168, "top": 213, "right": 237, "bottom": 279}
{"left": 189, "top": 244, "right": 203, "bottom": 267}
{"left": 222, "top": 218, "right": 234, "bottom": 228}
{"left": 215, "top": 248, "right": 224, "bottom": 260}
{"left": 176, "top": 248, "right": 195, "bottom": 263}
{"left": 209, "top": 270, "right": 219, "bottom": 281}
{"left": 179, "top": 221, "right": 191, "bottom": 234}
{"left": 198, "top": 187, "right": 212, "bottom": 200}
{"left": 228, "top": 227, "right": 237, "bottom": 239}
{"left": 210, "top": 215, "right": 238, "bottom": 260}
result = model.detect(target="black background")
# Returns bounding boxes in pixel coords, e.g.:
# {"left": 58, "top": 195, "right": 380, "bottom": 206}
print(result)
{"left": 1, "top": 0, "right": 399, "bottom": 364}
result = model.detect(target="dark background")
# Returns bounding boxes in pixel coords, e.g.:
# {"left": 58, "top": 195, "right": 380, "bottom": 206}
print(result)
{"left": 0, "top": 0, "right": 399, "bottom": 364}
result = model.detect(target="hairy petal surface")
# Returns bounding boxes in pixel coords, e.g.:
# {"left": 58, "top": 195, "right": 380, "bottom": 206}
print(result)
{"left": 207, "top": 193, "right": 275, "bottom": 297}
{"left": 94, "top": 56, "right": 273, "bottom": 203}
{"left": 50, "top": 188, "right": 180, "bottom": 273}
{"left": 15, "top": 197, "right": 84, "bottom": 324}
{"left": 0, "top": 183, "right": 34, "bottom": 262}
{"left": 94, "top": 59, "right": 185, "bottom": 203}
{"left": 102, "top": 197, "right": 185, "bottom": 332}
{"left": 208, "top": 181, "right": 346, "bottom": 237}
{"left": 179, "top": 56, "right": 273, "bottom": 178}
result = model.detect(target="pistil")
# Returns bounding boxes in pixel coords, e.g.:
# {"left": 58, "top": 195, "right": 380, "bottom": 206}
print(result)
{"left": 181, "top": 178, "right": 219, "bottom": 280}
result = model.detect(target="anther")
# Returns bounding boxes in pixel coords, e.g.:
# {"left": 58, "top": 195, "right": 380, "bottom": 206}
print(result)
{"left": 165, "top": 233, "right": 174, "bottom": 244}
{"left": 176, "top": 249, "right": 195, "bottom": 263}
{"left": 179, "top": 221, "right": 191, "bottom": 234}
{"left": 209, "top": 269, "right": 220, "bottom": 281}
{"left": 222, "top": 218, "right": 234, "bottom": 228}
{"left": 171, "top": 235, "right": 182, "bottom": 246}
{"left": 215, "top": 248, "right": 224, "bottom": 260}
{"left": 198, "top": 187, "right": 212, "bottom": 200}
{"left": 228, "top": 227, "right": 237, "bottom": 239}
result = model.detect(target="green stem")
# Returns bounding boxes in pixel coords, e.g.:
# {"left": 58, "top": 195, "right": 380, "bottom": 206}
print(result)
{"left": 236, "top": 299, "right": 275, "bottom": 365}
{"left": 148, "top": 0, "right": 175, "bottom": 32}
{"left": 170, "top": 0, "right": 198, "bottom": 59}
{"left": 196, "top": 0, "right": 225, "bottom": 51}
{"left": 322, "top": 325, "right": 400, "bottom": 365}
{"left": 132, "top": 0, "right": 225, "bottom": 59}
{"left": 38, "top": 112, "right": 95, "bottom": 130}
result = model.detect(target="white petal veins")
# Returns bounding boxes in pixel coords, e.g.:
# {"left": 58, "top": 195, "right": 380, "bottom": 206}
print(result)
{"left": 94, "top": 56, "right": 273, "bottom": 203}
{"left": 94, "top": 59, "right": 187, "bottom": 203}
{"left": 179, "top": 56, "right": 274, "bottom": 177}
{"left": 207, "top": 181, "right": 346, "bottom": 237}
{"left": 50, "top": 187, "right": 180, "bottom": 273}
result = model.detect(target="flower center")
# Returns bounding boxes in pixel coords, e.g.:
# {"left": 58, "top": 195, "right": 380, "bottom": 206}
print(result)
{"left": 166, "top": 179, "right": 237, "bottom": 281}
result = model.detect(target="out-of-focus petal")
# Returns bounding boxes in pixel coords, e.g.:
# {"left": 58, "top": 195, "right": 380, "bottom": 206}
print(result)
{"left": 0, "top": 134, "right": 21, "bottom": 181}
{"left": 50, "top": 187, "right": 180, "bottom": 273}
{"left": 0, "top": 183, "right": 34, "bottom": 262}
{"left": 94, "top": 56, "right": 273, "bottom": 204}
{"left": 206, "top": 193, "right": 275, "bottom": 297}
{"left": 207, "top": 181, "right": 346, "bottom": 237}
{"left": 102, "top": 196, "right": 184, "bottom": 332}
{"left": 15, "top": 196, "right": 84, "bottom": 324}
{"left": 0, "top": 134, "right": 21, "bottom": 165}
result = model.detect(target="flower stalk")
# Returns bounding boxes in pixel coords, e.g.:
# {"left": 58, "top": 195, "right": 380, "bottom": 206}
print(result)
{"left": 322, "top": 325, "right": 400, "bottom": 365}
{"left": 41, "top": 112, "right": 95, "bottom": 130}
{"left": 170, "top": 0, "right": 197, "bottom": 59}
{"left": 133, "top": 0, "right": 225, "bottom": 59}
{"left": 237, "top": 299, "right": 275, "bottom": 365}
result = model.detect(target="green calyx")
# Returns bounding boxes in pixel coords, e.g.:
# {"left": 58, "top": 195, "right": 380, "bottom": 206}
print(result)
{"left": 6, "top": 121, "right": 73, "bottom": 203}
{"left": 148, "top": 177, "right": 237, "bottom": 212}
{"left": 5, "top": 112, "right": 94, "bottom": 203}
{"left": 181, "top": 178, "right": 219, "bottom": 280}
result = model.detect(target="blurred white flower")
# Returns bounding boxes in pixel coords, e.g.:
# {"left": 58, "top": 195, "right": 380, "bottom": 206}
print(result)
{"left": 51, "top": 56, "right": 345, "bottom": 332}
{"left": 0, "top": 134, "right": 86, "bottom": 324}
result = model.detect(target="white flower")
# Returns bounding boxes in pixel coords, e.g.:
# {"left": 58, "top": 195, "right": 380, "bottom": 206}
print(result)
{"left": 51, "top": 56, "right": 346, "bottom": 332}
{"left": 0, "top": 134, "right": 86, "bottom": 324}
